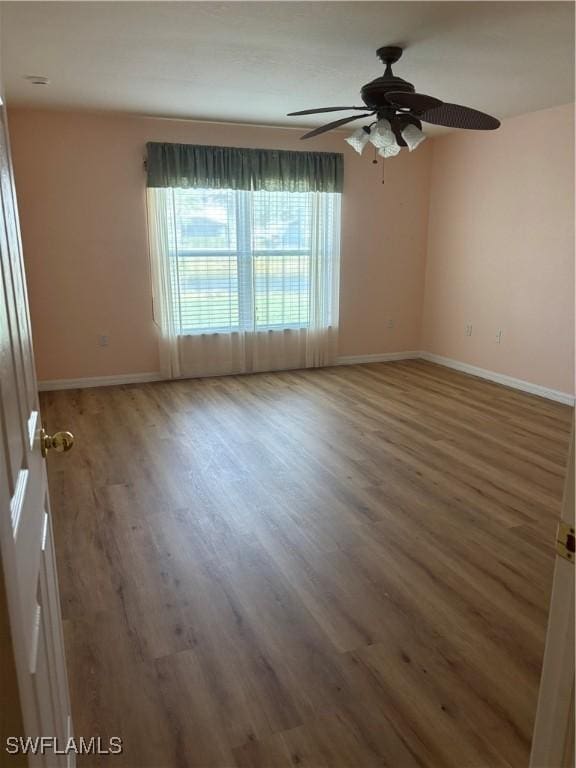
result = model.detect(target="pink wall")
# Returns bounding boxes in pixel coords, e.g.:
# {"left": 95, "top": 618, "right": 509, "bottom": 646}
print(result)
{"left": 422, "top": 103, "right": 575, "bottom": 395}
{"left": 8, "top": 108, "right": 431, "bottom": 381}
{"left": 8, "top": 104, "right": 575, "bottom": 395}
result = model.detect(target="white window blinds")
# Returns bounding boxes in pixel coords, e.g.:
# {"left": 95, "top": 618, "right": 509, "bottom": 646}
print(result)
{"left": 163, "top": 187, "right": 339, "bottom": 335}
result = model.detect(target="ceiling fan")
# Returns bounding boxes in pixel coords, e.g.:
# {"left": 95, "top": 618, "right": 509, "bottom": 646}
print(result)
{"left": 287, "top": 46, "right": 500, "bottom": 158}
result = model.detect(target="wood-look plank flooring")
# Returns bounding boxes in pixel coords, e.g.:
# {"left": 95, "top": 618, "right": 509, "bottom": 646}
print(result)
{"left": 40, "top": 360, "right": 572, "bottom": 768}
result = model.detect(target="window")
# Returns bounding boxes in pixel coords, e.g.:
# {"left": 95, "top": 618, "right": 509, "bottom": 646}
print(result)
{"left": 146, "top": 141, "right": 342, "bottom": 378}
{"left": 164, "top": 187, "right": 340, "bottom": 334}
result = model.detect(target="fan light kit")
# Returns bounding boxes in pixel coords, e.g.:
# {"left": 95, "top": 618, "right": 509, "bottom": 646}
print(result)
{"left": 287, "top": 46, "right": 500, "bottom": 179}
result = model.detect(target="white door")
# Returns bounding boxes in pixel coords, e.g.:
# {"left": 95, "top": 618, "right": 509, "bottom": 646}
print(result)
{"left": 530, "top": 423, "right": 575, "bottom": 768}
{"left": 0, "top": 82, "right": 74, "bottom": 764}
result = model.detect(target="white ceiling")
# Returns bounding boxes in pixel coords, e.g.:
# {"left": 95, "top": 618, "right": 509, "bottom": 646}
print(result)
{"left": 2, "top": 1, "right": 574, "bottom": 134}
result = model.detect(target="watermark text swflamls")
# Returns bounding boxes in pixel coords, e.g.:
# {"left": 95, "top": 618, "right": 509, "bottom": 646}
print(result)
{"left": 6, "top": 736, "right": 123, "bottom": 756}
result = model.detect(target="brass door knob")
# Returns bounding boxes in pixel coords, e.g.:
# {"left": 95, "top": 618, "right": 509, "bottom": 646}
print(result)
{"left": 40, "top": 429, "right": 74, "bottom": 458}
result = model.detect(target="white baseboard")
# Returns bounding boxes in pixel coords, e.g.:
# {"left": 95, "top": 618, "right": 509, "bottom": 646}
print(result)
{"left": 420, "top": 352, "right": 575, "bottom": 406}
{"left": 336, "top": 351, "right": 421, "bottom": 366}
{"left": 38, "top": 372, "right": 162, "bottom": 392}
{"left": 37, "top": 353, "right": 575, "bottom": 406}
{"left": 38, "top": 353, "right": 421, "bottom": 391}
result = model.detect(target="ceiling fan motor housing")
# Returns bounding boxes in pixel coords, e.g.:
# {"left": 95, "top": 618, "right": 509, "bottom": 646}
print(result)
{"left": 361, "top": 75, "right": 415, "bottom": 110}
{"left": 361, "top": 46, "right": 415, "bottom": 111}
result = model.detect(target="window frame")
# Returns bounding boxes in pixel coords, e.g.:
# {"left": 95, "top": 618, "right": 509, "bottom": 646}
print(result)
{"left": 167, "top": 187, "right": 338, "bottom": 336}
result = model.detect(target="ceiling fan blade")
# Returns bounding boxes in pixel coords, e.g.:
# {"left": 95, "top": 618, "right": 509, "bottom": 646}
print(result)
{"left": 420, "top": 103, "right": 500, "bottom": 130}
{"left": 384, "top": 92, "right": 443, "bottom": 114}
{"left": 300, "top": 113, "right": 374, "bottom": 140}
{"left": 287, "top": 106, "right": 371, "bottom": 116}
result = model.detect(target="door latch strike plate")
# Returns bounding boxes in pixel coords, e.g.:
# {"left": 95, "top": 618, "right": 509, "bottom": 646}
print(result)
{"left": 556, "top": 521, "right": 575, "bottom": 563}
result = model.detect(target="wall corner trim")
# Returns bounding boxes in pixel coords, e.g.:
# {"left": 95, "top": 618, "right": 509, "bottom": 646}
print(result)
{"left": 420, "top": 352, "right": 575, "bottom": 406}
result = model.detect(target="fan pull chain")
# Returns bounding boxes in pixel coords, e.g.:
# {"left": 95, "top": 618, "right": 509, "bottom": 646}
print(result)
{"left": 372, "top": 146, "right": 378, "bottom": 165}
{"left": 382, "top": 157, "right": 385, "bottom": 185}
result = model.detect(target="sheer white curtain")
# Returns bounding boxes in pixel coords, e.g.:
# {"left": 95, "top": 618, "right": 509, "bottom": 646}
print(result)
{"left": 147, "top": 186, "right": 340, "bottom": 380}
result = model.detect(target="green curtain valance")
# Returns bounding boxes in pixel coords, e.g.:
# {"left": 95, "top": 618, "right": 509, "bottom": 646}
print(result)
{"left": 146, "top": 142, "right": 343, "bottom": 193}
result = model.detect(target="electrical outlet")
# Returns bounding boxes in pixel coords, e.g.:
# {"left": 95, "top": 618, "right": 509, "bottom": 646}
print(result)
{"left": 465, "top": 323, "right": 473, "bottom": 337}
{"left": 496, "top": 329, "right": 502, "bottom": 344}
{"left": 387, "top": 319, "right": 394, "bottom": 329}
{"left": 98, "top": 335, "right": 109, "bottom": 347}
